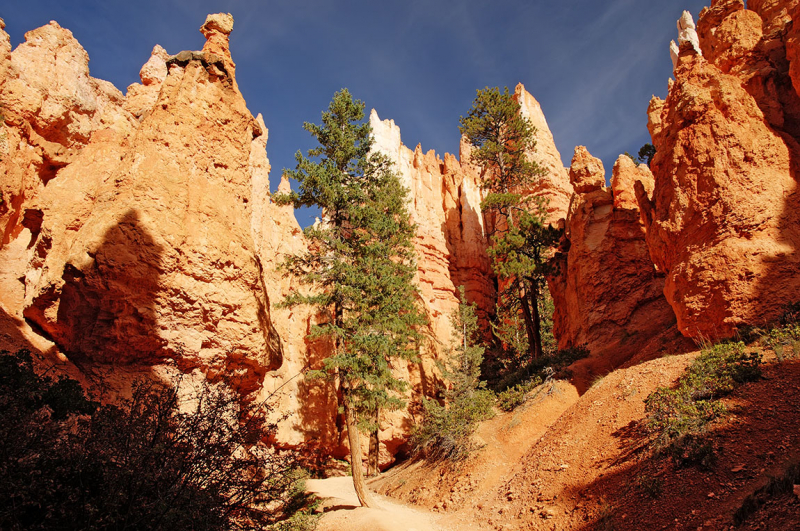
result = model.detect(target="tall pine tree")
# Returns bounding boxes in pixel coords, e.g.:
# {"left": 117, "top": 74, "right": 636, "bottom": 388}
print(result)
{"left": 275, "top": 89, "right": 425, "bottom": 507}
{"left": 459, "top": 87, "right": 562, "bottom": 360}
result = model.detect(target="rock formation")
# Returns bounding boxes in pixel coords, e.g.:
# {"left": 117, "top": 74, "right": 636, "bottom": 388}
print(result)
{"left": 370, "top": 110, "right": 493, "bottom": 335}
{"left": 0, "top": 20, "right": 138, "bottom": 315}
{"left": 1, "top": 15, "right": 294, "bottom": 402}
{"left": 678, "top": 11, "right": 703, "bottom": 56}
{"left": 0, "top": 13, "right": 329, "bottom": 454}
{"left": 369, "top": 84, "right": 571, "bottom": 331}
{"left": 548, "top": 148, "right": 681, "bottom": 373}
{"left": 641, "top": 1, "right": 800, "bottom": 339}
{"left": 0, "top": 12, "right": 574, "bottom": 469}
{"left": 512, "top": 83, "right": 573, "bottom": 226}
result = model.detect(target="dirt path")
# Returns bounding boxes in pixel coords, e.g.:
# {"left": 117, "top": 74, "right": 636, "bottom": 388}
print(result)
{"left": 306, "top": 476, "right": 482, "bottom": 531}
{"left": 370, "top": 378, "right": 580, "bottom": 528}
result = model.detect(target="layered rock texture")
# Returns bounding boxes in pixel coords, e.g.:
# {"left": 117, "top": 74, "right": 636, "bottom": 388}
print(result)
{"left": 548, "top": 148, "right": 681, "bottom": 372}
{"left": 0, "top": 15, "right": 340, "bottom": 460}
{"left": 370, "top": 110, "right": 491, "bottom": 340}
{"left": 1, "top": 15, "right": 294, "bottom": 399}
{"left": 641, "top": 2, "right": 800, "bottom": 339}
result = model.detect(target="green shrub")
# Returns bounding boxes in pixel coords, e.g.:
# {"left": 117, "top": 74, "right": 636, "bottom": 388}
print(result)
{"left": 491, "top": 344, "right": 589, "bottom": 393}
{"left": 496, "top": 376, "right": 542, "bottom": 412}
{"left": 414, "top": 388, "right": 495, "bottom": 460}
{"left": 413, "top": 289, "right": 494, "bottom": 460}
{"left": 683, "top": 342, "right": 762, "bottom": 399}
{"left": 762, "top": 323, "right": 800, "bottom": 362}
{"left": 644, "top": 342, "right": 761, "bottom": 468}
{"left": 0, "top": 349, "right": 316, "bottom": 531}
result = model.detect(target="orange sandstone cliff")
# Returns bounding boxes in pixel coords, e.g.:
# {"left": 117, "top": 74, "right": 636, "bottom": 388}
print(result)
{"left": 548, "top": 148, "right": 683, "bottom": 374}
{"left": 640, "top": 2, "right": 800, "bottom": 340}
{"left": 0, "top": 13, "right": 571, "bottom": 466}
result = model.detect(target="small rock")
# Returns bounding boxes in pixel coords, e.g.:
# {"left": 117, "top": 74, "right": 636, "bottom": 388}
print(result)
{"left": 540, "top": 508, "right": 556, "bottom": 519}
{"left": 731, "top": 465, "right": 745, "bottom": 473}
{"left": 793, "top": 485, "right": 800, "bottom": 498}
{"left": 708, "top": 492, "right": 715, "bottom": 498}
{"left": 200, "top": 13, "right": 234, "bottom": 36}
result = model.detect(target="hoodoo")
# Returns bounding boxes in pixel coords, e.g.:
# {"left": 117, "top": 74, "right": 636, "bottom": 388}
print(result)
{"left": 641, "top": 3, "right": 800, "bottom": 339}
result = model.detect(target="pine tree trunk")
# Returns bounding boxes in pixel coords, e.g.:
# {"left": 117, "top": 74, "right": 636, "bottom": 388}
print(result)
{"left": 519, "top": 288, "right": 538, "bottom": 359}
{"left": 344, "top": 400, "right": 376, "bottom": 508}
{"left": 368, "top": 408, "right": 379, "bottom": 477}
{"left": 529, "top": 282, "right": 543, "bottom": 359}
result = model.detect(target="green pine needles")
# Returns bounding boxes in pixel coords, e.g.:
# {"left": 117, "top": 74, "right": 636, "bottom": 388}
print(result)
{"left": 460, "top": 86, "right": 562, "bottom": 360}
{"left": 275, "top": 89, "right": 426, "bottom": 507}
{"left": 413, "top": 287, "right": 494, "bottom": 461}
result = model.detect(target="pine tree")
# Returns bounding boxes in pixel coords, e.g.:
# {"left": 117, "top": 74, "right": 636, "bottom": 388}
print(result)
{"left": 413, "top": 287, "right": 494, "bottom": 460}
{"left": 276, "top": 89, "right": 425, "bottom": 507}
{"left": 459, "top": 87, "right": 562, "bottom": 360}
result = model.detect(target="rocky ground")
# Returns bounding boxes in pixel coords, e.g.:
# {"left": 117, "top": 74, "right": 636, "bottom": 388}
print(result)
{"left": 312, "top": 349, "right": 800, "bottom": 531}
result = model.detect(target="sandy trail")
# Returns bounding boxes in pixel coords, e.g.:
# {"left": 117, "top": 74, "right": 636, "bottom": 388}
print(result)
{"left": 307, "top": 476, "right": 482, "bottom": 531}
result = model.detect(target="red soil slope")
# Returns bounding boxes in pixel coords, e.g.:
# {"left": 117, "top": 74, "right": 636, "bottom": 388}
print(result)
{"left": 373, "top": 352, "right": 800, "bottom": 530}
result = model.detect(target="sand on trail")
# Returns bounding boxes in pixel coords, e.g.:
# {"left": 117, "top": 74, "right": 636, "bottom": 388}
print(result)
{"left": 307, "top": 476, "right": 483, "bottom": 531}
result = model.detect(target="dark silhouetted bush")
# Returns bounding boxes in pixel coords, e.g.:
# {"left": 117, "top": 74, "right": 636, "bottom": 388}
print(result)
{"left": 0, "top": 349, "right": 316, "bottom": 531}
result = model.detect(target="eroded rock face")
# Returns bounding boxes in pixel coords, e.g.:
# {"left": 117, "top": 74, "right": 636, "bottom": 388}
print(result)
{"left": 0, "top": 21, "right": 136, "bottom": 252}
{"left": 16, "top": 15, "right": 287, "bottom": 399}
{"left": 785, "top": 2, "right": 800, "bottom": 98}
{"left": 513, "top": 83, "right": 573, "bottom": 225}
{"left": 548, "top": 149, "right": 679, "bottom": 370}
{"left": 370, "top": 110, "right": 493, "bottom": 337}
{"left": 641, "top": 4, "right": 800, "bottom": 339}
{"left": 749, "top": 0, "right": 799, "bottom": 34}
{"left": 568, "top": 146, "right": 605, "bottom": 194}
{"left": 0, "top": 14, "right": 344, "bottom": 458}
{"left": 124, "top": 45, "right": 170, "bottom": 118}
{"left": 678, "top": 11, "right": 703, "bottom": 56}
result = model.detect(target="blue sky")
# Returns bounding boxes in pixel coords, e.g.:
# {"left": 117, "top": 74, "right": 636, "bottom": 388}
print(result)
{"left": 3, "top": 0, "right": 709, "bottom": 226}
